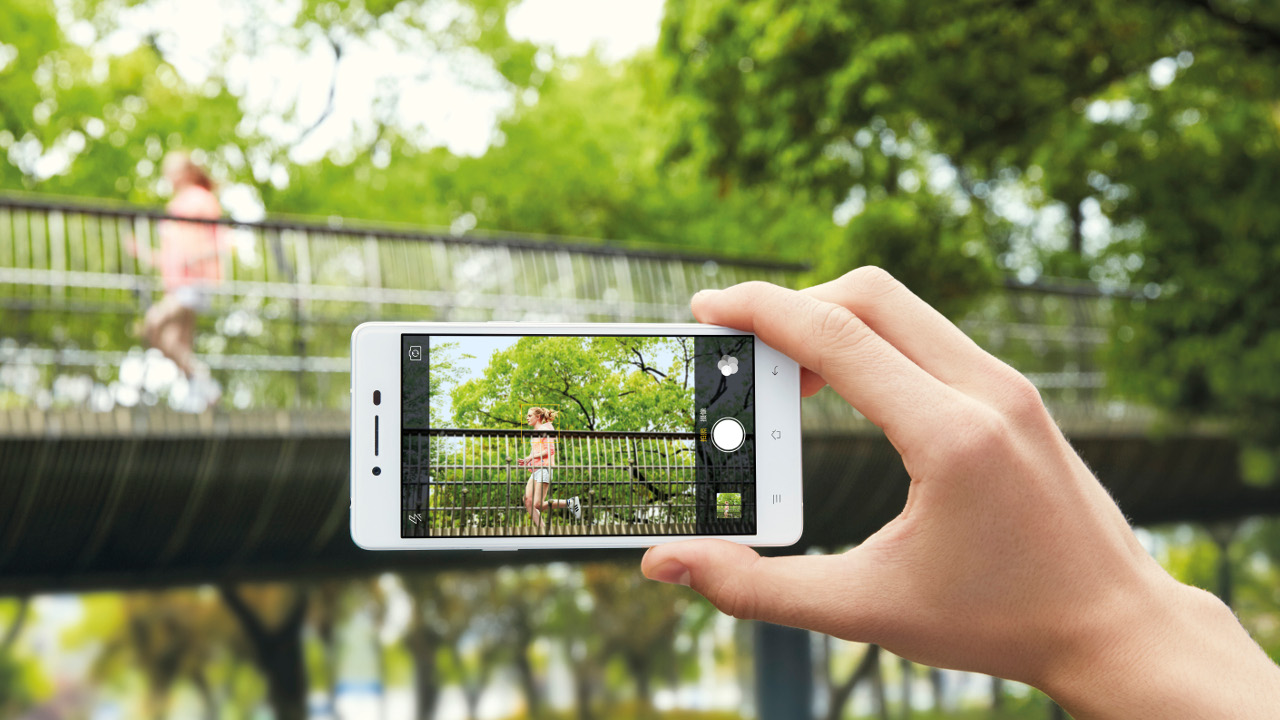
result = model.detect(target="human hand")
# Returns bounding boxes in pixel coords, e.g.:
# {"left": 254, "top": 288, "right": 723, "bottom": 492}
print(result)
{"left": 642, "top": 268, "right": 1280, "bottom": 718}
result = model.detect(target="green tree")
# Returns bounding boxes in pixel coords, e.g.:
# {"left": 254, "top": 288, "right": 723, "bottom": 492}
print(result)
{"left": 66, "top": 590, "right": 245, "bottom": 720}
{"left": 493, "top": 566, "right": 557, "bottom": 719}
{"left": 448, "top": 336, "right": 694, "bottom": 431}
{"left": 400, "top": 570, "right": 496, "bottom": 720}
{"left": 581, "top": 562, "right": 695, "bottom": 719}
{"left": 659, "top": 0, "right": 1280, "bottom": 443}
{"left": 0, "top": 597, "right": 47, "bottom": 717}
{"left": 218, "top": 584, "right": 309, "bottom": 720}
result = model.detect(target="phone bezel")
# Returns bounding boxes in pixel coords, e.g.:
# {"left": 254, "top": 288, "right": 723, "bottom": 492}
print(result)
{"left": 350, "top": 322, "right": 803, "bottom": 550}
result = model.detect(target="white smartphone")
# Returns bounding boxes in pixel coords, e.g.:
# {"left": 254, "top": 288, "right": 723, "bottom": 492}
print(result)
{"left": 350, "top": 322, "right": 802, "bottom": 550}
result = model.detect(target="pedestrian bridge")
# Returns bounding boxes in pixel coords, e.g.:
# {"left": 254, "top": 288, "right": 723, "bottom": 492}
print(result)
{"left": 1, "top": 195, "right": 1273, "bottom": 594}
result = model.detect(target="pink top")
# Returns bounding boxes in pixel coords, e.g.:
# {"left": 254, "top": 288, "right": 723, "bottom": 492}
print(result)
{"left": 528, "top": 426, "right": 556, "bottom": 468}
{"left": 158, "top": 186, "right": 223, "bottom": 292}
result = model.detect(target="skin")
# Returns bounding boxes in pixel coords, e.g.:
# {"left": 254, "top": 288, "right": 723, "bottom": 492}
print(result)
{"left": 641, "top": 268, "right": 1280, "bottom": 719}
{"left": 520, "top": 409, "right": 567, "bottom": 529}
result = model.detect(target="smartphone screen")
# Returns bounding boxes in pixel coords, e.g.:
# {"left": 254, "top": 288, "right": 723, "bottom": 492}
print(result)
{"left": 399, "top": 333, "right": 756, "bottom": 538}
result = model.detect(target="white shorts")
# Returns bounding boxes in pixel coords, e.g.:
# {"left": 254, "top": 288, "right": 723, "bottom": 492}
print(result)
{"left": 531, "top": 468, "right": 551, "bottom": 485}
{"left": 171, "top": 284, "right": 212, "bottom": 313}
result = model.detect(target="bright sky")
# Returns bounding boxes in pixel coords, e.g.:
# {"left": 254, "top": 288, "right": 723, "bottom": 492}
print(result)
{"left": 95, "top": 0, "right": 665, "bottom": 161}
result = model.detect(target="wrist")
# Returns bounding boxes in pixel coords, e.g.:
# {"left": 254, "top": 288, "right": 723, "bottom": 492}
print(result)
{"left": 1043, "top": 569, "right": 1280, "bottom": 719}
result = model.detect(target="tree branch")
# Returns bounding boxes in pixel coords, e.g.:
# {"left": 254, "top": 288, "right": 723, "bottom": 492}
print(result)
{"left": 627, "top": 346, "right": 667, "bottom": 384}
{"left": 218, "top": 584, "right": 268, "bottom": 651}
{"left": 478, "top": 409, "right": 523, "bottom": 427}
{"left": 281, "top": 588, "right": 308, "bottom": 637}
{"left": 295, "top": 35, "right": 344, "bottom": 146}
{"left": 1, "top": 596, "right": 29, "bottom": 653}
{"left": 1180, "top": 0, "right": 1280, "bottom": 54}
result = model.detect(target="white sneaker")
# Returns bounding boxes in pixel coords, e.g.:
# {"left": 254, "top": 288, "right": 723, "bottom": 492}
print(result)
{"left": 567, "top": 496, "right": 582, "bottom": 520}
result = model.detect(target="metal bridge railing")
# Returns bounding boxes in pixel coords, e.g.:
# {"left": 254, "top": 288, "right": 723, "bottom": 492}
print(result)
{"left": 401, "top": 429, "right": 754, "bottom": 537}
{"left": 1, "top": 194, "right": 1133, "bottom": 413}
{"left": 0, "top": 195, "right": 804, "bottom": 409}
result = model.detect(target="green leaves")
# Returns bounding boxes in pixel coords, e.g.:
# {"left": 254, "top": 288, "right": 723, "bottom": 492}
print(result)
{"left": 448, "top": 336, "right": 694, "bottom": 431}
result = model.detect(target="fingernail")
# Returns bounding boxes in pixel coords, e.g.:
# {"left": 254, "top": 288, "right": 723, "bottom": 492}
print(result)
{"left": 692, "top": 289, "right": 720, "bottom": 302}
{"left": 647, "top": 560, "right": 691, "bottom": 587}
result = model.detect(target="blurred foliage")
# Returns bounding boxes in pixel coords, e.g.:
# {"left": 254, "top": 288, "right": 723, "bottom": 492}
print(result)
{"left": 0, "top": 598, "right": 49, "bottom": 715}
{"left": 62, "top": 590, "right": 260, "bottom": 719}
{"left": 659, "top": 0, "right": 1280, "bottom": 443}
{"left": 3, "top": 0, "right": 1280, "bottom": 715}
{"left": 267, "top": 52, "right": 834, "bottom": 264}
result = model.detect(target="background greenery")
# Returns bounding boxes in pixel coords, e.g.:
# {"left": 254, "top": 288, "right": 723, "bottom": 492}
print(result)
{"left": 2, "top": 0, "right": 1279, "bottom": 717}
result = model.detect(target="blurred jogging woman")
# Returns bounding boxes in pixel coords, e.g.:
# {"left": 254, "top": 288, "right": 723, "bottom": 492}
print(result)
{"left": 518, "top": 407, "right": 582, "bottom": 529}
{"left": 137, "top": 151, "right": 223, "bottom": 408}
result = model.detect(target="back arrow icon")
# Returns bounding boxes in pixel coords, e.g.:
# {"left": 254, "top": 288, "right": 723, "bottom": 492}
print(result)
{"left": 771, "top": 430, "right": 781, "bottom": 440}
{"left": 772, "top": 366, "right": 779, "bottom": 375}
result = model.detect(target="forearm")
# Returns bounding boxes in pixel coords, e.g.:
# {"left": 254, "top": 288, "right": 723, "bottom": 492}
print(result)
{"left": 1046, "top": 572, "right": 1280, "bottom": 719}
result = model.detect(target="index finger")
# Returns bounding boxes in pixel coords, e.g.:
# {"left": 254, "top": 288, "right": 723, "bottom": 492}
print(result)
{"left": 693, "top": 282, "right": 966, "bottom": 445}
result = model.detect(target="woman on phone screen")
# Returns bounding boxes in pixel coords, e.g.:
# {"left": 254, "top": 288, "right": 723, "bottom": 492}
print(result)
{"left": 519, "top": 407, "right": 582, "bottom": 530}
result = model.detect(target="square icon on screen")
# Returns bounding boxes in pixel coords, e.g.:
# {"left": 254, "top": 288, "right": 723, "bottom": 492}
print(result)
{"left": 716, "top": 492, "right": 742, "bottom": 519}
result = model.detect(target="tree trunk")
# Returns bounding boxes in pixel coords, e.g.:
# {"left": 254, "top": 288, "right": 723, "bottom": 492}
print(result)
{"left": 1068, "top": 198, "right": 1085, "bottom": 256}
{"left": 1208, "top": 521, "right": 1240, "bottom": 610}
{"left": 900, "top": 656, "right": 912, "bottom": 718}
{"left": 992, "top": 676, "right": 1005, "bottom": 710}
{"left": 406, "top": 629, "right": 439, "bottom": 720}
{"left": 463, "top": 686, "right": 482, "bottom": 720}
{"left": 514, "top": 635, "right": 541, "bottom": 718}
{"left": 632, "top": 657, "right": 653, "bottom": 718}
{"left": 571, "top": 661, "right": 596, "bottom": 720}
{"left": 219, "top": 586, "right": 309, "bottom": 720}
{"left": 862, "top": 644, "right": 888, "bottom": 720}
{"left": 192, "top": 670, "right": 218, "bottom": 720}
{"left": 928, "top": 667, "right": 944, "bottom": 713}
{"left": 262, "top": 633, "right": 308, "bottom": 720}
{"left": 825, "top": 643, "right": 880, "bottom": 720}
{"left": 1, "top": 596, "right": 29, "bottom": 654}
{"left": 146, "top": 686, "right": 171, "bottom": 720}
{"left": 317, "top": 620, "right": 338, "bottom": 720}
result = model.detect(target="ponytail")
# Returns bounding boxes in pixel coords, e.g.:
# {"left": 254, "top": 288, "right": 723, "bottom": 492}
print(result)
{"left": 530, "top": 407, "right": 559, "bottom": 423}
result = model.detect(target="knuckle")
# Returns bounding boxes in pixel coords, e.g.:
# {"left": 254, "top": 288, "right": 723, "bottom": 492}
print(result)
{"left": 814, "top": 304, "right": 876, "bottom": 358}
{"left": 990, "top": 365, "right": 1049, "bottom": 425}
{"left": 707, "top": 561, "right": 764, "bottom": 621}
{"left": 732, "top": 280, "right": 776, "bottom": 302}
{"left": 943, "top": 405, "right": 1012, "bottom": 469}
{"left": 843, "top": 265, "right": 899, "bottom": 297}
{"left": 716, "top": 576, "right": 760, "bottom": 621}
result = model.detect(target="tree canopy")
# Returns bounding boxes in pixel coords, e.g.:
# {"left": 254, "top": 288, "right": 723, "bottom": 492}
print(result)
{"left": 446, "top": 336, "right": 694, "bottom": 432}
{"left": 659, "top": 0, "right": 1280, "bottom": 445}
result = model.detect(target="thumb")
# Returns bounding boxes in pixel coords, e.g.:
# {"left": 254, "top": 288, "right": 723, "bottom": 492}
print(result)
{"left": 642, "top": 539, "right": 885, "bottom": 638}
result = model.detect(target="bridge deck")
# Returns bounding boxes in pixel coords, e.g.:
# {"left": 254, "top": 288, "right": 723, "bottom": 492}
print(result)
{"left": 0, "top": 399, "right": 1272, "bottom": 595}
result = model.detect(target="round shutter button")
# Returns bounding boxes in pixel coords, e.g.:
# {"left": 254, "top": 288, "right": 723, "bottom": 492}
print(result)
{"left": 711, "top": 417, "right": 745, "bottom": 452}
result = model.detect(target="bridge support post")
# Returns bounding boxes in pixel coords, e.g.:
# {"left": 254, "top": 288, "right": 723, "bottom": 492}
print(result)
{"left": 755, "top": 621, "right": 813, "bottom": 719}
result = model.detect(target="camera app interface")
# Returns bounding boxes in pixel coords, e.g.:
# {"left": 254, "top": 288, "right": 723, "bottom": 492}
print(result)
{"left": 400, "top": 334, "right": 756, "bottom": 538}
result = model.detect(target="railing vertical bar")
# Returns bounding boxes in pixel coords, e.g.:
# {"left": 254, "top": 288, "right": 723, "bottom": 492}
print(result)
{"left": 363, "top": 233, "right": 382, "bottom": 316}
{"left": 30, "top": 210, "right": 47, "bottom": 305}
{"left": 73, "top": 213, "right": 91, "bottom": 301}
{"left": 0, "top": 206, "right": 11, "bottom": 271}
{"left": 132, "top": 215, "right": 152, "bottom": 293}
{"left": 613, "top": 256, "right": 633, "bottom": 322}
